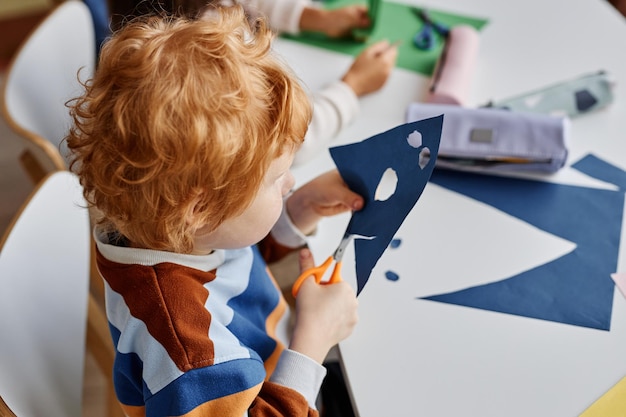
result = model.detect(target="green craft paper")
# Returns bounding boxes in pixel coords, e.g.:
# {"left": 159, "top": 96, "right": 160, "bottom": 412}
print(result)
{"left": 282, "top": 1, "right": 488, "bottom": 75}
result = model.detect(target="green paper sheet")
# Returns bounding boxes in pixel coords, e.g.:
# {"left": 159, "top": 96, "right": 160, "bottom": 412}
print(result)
{"left": 282, "top": 1, "right": 488, "bottom": 75}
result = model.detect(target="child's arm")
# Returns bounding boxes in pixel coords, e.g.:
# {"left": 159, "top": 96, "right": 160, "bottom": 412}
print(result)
{"left": 341, "top": 40, "right": 398, "bottom": 96}
{"left": 253, "top": 0, "right": 369, "bottom": 37}
{"left": 293, "top": 81, "right": 360, "bottom": 166}
{"left": 293, "top": 42, "right": 398, "bottom": 165}
{"left": 299, "top": 5, "right": 370, "bottom": 38}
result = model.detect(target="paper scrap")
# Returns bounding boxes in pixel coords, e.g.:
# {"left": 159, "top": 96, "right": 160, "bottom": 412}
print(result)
{"left": 579, "top": 376, "right": 626, "bottom": 417}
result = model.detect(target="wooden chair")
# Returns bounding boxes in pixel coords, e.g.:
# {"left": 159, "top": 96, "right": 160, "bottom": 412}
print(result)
{"left": 0, "top": 172, "right": 113, "bottom": 417}
{"left": 0, "top": 0, "right": 106, "bottom": 302}
{"left": 0, "top": 4, "right": 120, "bottom": 412}
{"left": 1, "top": 0, "right": 95, "bottom": 184}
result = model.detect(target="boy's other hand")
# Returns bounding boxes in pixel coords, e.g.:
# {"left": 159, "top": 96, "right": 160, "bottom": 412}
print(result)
{"left": 300, "top": 5, "right": 370, "bottom": 38}
{"left": 342, "top": 40, "right": 398, "bottom": 97}
{"left": 286, "top": 170, "right": 364, "bottom": 236}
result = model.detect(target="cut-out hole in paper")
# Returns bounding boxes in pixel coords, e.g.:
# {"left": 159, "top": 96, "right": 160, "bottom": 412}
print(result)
{"left": 407, "top": 130, "right": 422, "bottom": 148}
{"left": 419, "top": 147, "right": 430, "bottom": 169}
{"left": 374, "top": 168, "right": 398, "bottom": 201}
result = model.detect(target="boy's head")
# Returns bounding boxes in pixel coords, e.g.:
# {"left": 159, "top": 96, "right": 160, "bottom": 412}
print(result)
{"left": 67, "top": 6, "right": 312, "bottom": 253}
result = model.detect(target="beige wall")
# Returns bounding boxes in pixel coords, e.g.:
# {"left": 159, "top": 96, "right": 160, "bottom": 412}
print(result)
{"left": 0, "top": 0, "right": 55, "bottom": 19}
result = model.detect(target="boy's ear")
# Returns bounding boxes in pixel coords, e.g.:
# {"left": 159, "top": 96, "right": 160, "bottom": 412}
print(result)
{"left": 184, "top": 193, "right": 205, "bottom": 227}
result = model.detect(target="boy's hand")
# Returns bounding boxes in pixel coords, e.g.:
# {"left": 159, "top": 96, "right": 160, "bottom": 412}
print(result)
{"left": 299, "top": 5, "right": 370, "bottom": 38}
{"left": 289, "top": 248, "right": 359, "bottom": 363}
{"left": 342, "top": 40, "right": 398, "bottom": 97}
{"left": 286, "top": 170, "right": 364, "bottom": 236}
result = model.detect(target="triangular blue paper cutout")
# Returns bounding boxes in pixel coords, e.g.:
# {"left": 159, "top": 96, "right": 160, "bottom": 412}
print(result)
{"left": 330, "top": 115, "right": 443, "bottom": 295}
{"left": 423, "top": 154, "right": 625, "bottom": 331}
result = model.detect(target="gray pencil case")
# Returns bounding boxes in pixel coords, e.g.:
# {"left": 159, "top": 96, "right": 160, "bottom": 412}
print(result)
{"left": 406, "top": 103, "right": 570, "bottom": 173}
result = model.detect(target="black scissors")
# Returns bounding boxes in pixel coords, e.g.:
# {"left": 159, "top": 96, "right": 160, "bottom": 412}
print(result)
{"left": 412, "top": 8, "right": 450, "bottom": 50}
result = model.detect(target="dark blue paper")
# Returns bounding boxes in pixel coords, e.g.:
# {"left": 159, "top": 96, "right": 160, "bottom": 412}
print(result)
{"left": 330, "top": 115, "right": 443, "bottom": 295}
{"left": 423, "top": 154, "right": 625, "bottom": 331}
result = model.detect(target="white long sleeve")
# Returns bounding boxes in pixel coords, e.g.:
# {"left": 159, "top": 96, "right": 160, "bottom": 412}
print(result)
{"left": 294, "top": 80, "right": 360, "bottom": 166}
{"left": 250, "top": 0, "right": 310, "bottom": 34}
{"left": 201, "top": 0, "right": 309, "bottom": 34}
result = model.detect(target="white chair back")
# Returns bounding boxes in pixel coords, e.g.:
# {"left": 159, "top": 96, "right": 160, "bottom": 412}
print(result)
{"left": 1, "top": 0, "right": 96, "bottom": 174}
{"left": 0, "top": 171, "right": 90, "bottom": 417}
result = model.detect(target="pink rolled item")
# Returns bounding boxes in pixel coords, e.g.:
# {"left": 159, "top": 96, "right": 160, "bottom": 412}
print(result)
{"left": 611, "top": 273, "right": 626, "bottom": 299}
{"left": 426, "top": 25, "right": 480, "bottom": 106}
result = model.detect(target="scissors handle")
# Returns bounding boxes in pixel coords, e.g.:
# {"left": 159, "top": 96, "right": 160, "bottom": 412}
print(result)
{"left": 291, "top": 256, "right": 343, "bottom": 297}
{"left": 413, "top": 8, "right": 449, "bottom": 50}
{"left": 413, "top": 25, "right": 434, "bottom": 50}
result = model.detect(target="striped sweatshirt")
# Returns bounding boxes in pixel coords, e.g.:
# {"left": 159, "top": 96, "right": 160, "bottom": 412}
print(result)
{"left": 94, "top": 215, "right": 325, "bottom": 416}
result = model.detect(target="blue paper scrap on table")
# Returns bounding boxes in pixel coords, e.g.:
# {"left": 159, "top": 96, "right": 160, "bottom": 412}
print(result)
{"left": 330, "top": 115, "right": 443, "bottom": 295}
{"left": 423, "top": 154, "right": 625, "bottom": 331}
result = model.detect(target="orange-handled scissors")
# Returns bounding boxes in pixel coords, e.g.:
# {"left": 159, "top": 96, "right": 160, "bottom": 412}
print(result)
{"left": 291, "top": 233, "right": 353, "bottom": 297}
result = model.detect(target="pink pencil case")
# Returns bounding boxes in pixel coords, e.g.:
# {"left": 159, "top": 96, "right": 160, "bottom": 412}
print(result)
{"left": 426, "top": 25, "right": 480, "bottom": 106}
{"left": 406, "top": 103, "right": 570, "bottom": 173}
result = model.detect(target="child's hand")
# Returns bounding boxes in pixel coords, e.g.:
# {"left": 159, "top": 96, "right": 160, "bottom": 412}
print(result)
{"left": 299, "top": 5, "right": 370, "bottom": 38}
{"left": 289, "top": 248, "right": 359, "bottom": 363}
{"left": 286, "top": 170, "right": 364, "bottom": 236}
{"left": 341, "top": 40, "right": 398, "bottom": 97}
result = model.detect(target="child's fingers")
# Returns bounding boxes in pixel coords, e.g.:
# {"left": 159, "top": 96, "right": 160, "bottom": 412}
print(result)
{"left": 298, "top": 248, "right": 315, "bottom": 272}
{"left": 354, "top": 6, "right": 371, "bottom": 26}
{"left": 366, "top": 39, "right": 391, "bottom": 56}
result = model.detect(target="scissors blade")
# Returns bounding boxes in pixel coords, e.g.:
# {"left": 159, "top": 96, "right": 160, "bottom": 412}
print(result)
{"left": 411, "top": 7, "right": 431, "bottom": 23}
{"left": 332, "top": 233, "right": 354, "bottom": 262}
{"left": 413, "top": 7, "right": 449, "bottom": 39}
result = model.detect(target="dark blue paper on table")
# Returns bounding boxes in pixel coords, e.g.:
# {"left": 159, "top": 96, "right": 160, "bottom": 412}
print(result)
{"left": 425, "top": 154, "right": 625, "bottom": 331}
{"left": 330, "top": 115, "right": 443, "bottom": 295}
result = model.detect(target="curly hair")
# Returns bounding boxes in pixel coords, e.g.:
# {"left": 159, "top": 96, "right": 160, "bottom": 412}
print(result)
{"left": 67, "top": 6, "right": 312, "bottom": 253}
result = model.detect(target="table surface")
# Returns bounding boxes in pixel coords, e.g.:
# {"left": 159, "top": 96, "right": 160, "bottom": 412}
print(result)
{"left": 274, "top": 0, "right": 626, "bottom": 415}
